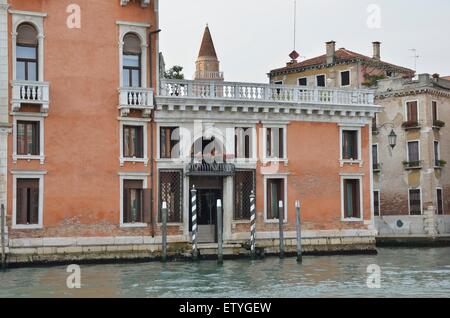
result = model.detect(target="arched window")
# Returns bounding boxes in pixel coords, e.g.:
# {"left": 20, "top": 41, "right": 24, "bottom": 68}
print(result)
{"left": 16, "top": 23, "right": 38, "bottom": 81}
{"left": 122, "top": 33, "right": 141, "bottom": 87}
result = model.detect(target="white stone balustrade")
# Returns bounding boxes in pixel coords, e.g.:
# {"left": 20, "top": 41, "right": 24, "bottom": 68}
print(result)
{"left": 194, "top": 71, "right": 224, "bottom": 80}
{"left": 11, "top": 80, "right": 50, "bottom": 113}
{"left": 119, "top": 87, "right": 154, "bottom": 117}
{"left": 160, "top": 79, "right": 375, "bottom": 106}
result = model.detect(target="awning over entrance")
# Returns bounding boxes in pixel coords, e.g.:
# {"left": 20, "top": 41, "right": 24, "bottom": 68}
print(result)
{"left": 186, "top": 162, "right": 235, "bottom": 177}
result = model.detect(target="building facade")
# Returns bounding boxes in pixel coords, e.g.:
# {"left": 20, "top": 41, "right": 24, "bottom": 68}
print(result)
{"left": 1, "top": 2, "right": 381, "bottom": 265}
{"left": 270, "top": 42, "right": 450, "bottom": 240}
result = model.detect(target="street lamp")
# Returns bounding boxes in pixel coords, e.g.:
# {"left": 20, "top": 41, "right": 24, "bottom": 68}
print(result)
{"left": 388, "top": 129, "right": 397, "bottom": 149}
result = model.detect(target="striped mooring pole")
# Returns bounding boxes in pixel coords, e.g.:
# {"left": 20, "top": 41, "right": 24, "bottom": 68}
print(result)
{"left": 161, "top": 201, "right": 168, "bottom": 263}
{"left": 250, "top": 191, "right": 256, "bottom": 260}
{"left": 191, "top": 186, "right": 198, "bottom": 261}
{"left": 278, "top": 200, "right": 285, "bottom": 259}
{"left": 295, "top": 200, "right": 303, "bottom": 263}
{"left": 217, "top": 199, "right": 223, "bottom": 265}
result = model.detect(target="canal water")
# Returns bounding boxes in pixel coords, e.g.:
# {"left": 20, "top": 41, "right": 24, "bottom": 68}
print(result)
{"left": 1, "top": 248, "right": 449, "bottom": 298}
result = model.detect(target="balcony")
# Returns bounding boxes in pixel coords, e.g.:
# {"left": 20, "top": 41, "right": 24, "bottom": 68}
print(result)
{"left": 435, "top": 160, "right": 447, "bottom": 169}
{"left": 403, "top": 160, "right": 423, "bottom": 170}
{"left": 11, "top": 80, "right": 50, "bottom": 113}
{"left": 119, "top": 87, "right": 154, "bottom": 117}
{"left": 401, "top": 121, "right": 421, "bottom": 131}
{"left": 194, "top": 71, "right": 224, "bottom": 80}
{"left": 433, "top": 120, "right": 445, "bottom": 130}
{"left": 373, "top": 163, "right": 381, "bottom": 173}
{"left": 159, "top": 79, "right": 375, "bottom": 107}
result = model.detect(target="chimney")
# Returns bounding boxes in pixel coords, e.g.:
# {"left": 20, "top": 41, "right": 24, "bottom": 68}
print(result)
{"left": 372, "top": 41, "right": 381, "bottom": 60}
{"left": 326, "top": 41, "right": 336, "bottom": 64}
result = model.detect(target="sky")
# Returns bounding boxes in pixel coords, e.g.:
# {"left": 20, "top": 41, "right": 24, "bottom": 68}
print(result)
{"left": 159, "top": 0, "right": 450, "bottom": 83}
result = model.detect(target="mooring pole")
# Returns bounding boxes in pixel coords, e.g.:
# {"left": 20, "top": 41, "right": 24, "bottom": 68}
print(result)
{"left": 1, "top": 204, "right": 5, "bottom": 269}
{"left": 295, "top": 200, "right": 302, "bottom": 263}
{"left": 217, "top": 199, "right": 223, "bottom": 265}
{"left": 161, "top": 201, "right": 168, "bottom": 263}
{"left": 191, "top": 186, "right": 198, "bottom": 261}
{"left": 278, "top": 200, "right": 285, "bottom": 259}
{"left": 250, "top": 191, "right": 256, "bottom": 260}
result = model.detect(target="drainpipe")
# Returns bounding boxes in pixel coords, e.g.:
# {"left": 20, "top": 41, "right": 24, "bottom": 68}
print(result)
{"left": 149, "top": 28, "right": 161, "bottom": 238}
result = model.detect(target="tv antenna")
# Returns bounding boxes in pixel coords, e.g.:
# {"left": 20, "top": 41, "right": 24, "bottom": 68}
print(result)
{"left": 409, "top": 48, "right": 420, "bottom": 73}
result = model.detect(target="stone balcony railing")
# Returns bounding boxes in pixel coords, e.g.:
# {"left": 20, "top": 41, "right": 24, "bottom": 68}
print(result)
{"left": 11, "top": 80, "right": 50, "bottom": 113}
{"left": 119, "top": 87, "right": 154, "bottom": 117}
{"left": 159, "top": 79, "right": 375, "bottom": 106}
{"left": 194, "top": 71, "right": 224, "bottom": 80}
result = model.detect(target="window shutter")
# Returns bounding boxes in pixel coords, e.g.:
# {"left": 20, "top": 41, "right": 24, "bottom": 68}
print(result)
{"left": 17, "top": 24, "right": 38, "bottom": 46}
{"left": 30, "top": 187, "right": 39, "bottom": 224}
{"left": 34, "top": 122, "right": 40, "bottom": 156}
{"left": 143, "top": 189, "right": 152, "bottom": 224}
{"left": 123, "top": 33, "right": 141, "bottom": 54}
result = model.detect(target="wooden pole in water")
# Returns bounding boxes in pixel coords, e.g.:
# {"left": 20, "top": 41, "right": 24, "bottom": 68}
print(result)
{"left": 161, "top": 201, "right": 168, "bottom": 262}
{"left": 250, "top": 191, "right": 256, "bottom": 260}
{"left": 278, "top": 200, "right": 285, "bottom": 259}
{"left": 295, "top": 200, "right": 303, "bottom": 263}
{"left": 191, "top": 186, "right": 198, "bottom": 261}
{"left": 217, "top": 199, "right": 223, "bottom": 265}
{"left": 1, "top": 204, "right": 5, "bottom": 269}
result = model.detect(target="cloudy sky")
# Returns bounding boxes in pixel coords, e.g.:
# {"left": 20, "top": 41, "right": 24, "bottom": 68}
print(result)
{"left": 159, "top": 0, "right": 450, "bottom": 83}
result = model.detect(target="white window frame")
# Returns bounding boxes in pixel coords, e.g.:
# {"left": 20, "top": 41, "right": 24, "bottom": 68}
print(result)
{"left": 119, "top": 172, "right": 149, "bottom": 228}
{"left": 340, "top": 174, "right": 364, "bottom": 222}
{"left": 12, "top": 114, "right": 45, "bottom": 164}
{"left": 297, "top": 77, "right": 308, "bottom": 87}
{"left": 117, "top": 21, "right": 150, "bottom": 88}
{"left": 12, "top": 170, "right": 46, "bottom": 230}
{"left": 408, "top": 187, "right": 423, "bottom": 216}
{"left": 404, "top": 100, "right": 420, "bottom": 122}
{"left": 262, "top": 125, "right": 288, "bottom": 163}
{"left": 316, "top": 74, "right": 326, "bottom": 87}
{"left": 339, "top": 125, "right": 362, "bottom": 166}
{"left": 434, "top": 140, "right": 440, "bottom": 166}
{"left": 373, "top": 189, "right": 381, "bottom": 217}
{"left": 263, "top": 174, "right": 288, "bottom": 224}
{"left": 156, "top": 123, "right": 182, "bottom": 162}
{"left": 406, "top": 140, "right": 421, "bottom": 162}
{"left": 436, "top": 187, "right": 444, "bottom": 215}
{"left": 372, "top": 143, "right": 379, "bottom": 166}
{"left": 340, "top": 70, "right": 351, "bottom": 87}
{"left": 119, "top": 119, "right": 148, "bottom": 166}
{"left": 233, "top": 126, "right": 257, "bottom": 163}
{"left": 10, "top": 10, "right": 47, "bottom": 81}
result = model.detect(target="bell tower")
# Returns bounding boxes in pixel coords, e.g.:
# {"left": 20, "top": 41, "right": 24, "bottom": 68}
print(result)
{"left": 194, "top": 25, "right": 224, "bottom": 81}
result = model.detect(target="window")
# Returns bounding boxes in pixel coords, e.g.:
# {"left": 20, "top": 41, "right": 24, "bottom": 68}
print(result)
{"left": 437, "top": 189, "right": 444, "bottom": 215}
{"left": 340, "top": 71, "right": 350, "bottom": 87}
{"left": 342, "top": 130, "right": 358, "bottom": 160}
{"left": 409, "top": 189, "right": 422, "bottom": 215}
{"left": 159, "top": 170, "right": 183, "bottom": 223}
{"left": 406, "top": 101, "right": 418, "bottom": 123}
{"left": 265, "top": 127, "right": 285, "bottom": 159}
{"left": 432, "top": 101, "right": 438, "bottom": 123}
{"left": 16, "top": 24, "right": 38, "bottom": 81}
{"left": 407, "top": 141, "right": 420, "bottom": 162}
{"left": 123, "top": 180, "right": 144, "bottom": 224}
{"left": 374, "top": 190, "right": 380, "bottom": 216}
{"left": 160, "top": 127, "right": 180, "bottom": 159}
{"left": 235, "top": 127, "right": 252, "bottom": 159}
{"left": 16, "top": 179, "right": 39, "bottom": 225}
{"left": 266, "top": 178, "right": 285, "bottom": 220}
{"left": 234, "top": 170, "right": 255, "bottom": 220}
{"left": 372, "top": 144, "right": 379, "bottom": 170}
{"left": 316, "top": 75, "right": 326, "bottom": 87}
{"left": 122, "top": 33, "right": 141, "bottom": 87}
{"left": 434, "top": 141, "right": 440, "bottom": 166}
{"left": 123, "top": 125, "right": 143, "bottom": 158}
{"left": 17, "top": 121, "right": 39, "bottom": 156}
{"left": 298, "top": 77, "right": 307, "bottom": 86}
{"left": 343, "top": 179, "right": 361, "bottom": 219}
{"left": 386, "top": 71, "right": 393, "bottom": 77}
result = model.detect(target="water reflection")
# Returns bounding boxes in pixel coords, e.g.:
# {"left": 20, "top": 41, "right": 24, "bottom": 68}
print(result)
{"left": 1, "top": 248, "right": 449, "bottom": 298}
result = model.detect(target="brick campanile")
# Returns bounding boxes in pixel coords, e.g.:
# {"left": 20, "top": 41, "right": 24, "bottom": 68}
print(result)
{"left": 194, "top": 25, "right": 224, "bottom": 81}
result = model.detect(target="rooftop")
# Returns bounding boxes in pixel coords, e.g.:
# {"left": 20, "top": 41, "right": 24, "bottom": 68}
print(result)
{"left": 198, "top": 25, "right": 218, "bottom": 59}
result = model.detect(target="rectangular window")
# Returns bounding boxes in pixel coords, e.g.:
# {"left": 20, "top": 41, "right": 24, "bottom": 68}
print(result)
{"left": 298, "top": 78, "right": 307, "bottom": 86}
{"left": 406, "top": 101, "right": 418, "bottom": 123}
{"left": 437, "top": 189, "right": 444, "bottom": 215}
{"left": 17, "top": 121, "right": 40, "bottom": 156}
{"left": 266, "top": 127, "right": 285, "bottom": 159}
{"left": 316, "top": 75, "right": 326, "bottom": 87}
{"left": 432, "top": 101, "right": 438, "bottom": 123}
{"left": 123, "top": 54, "right": 141, "bottom": 87}
{"left": 234, "top": 170, "right": 256, "bottom": 220}
{"left": 343, "top": 179, "right": 361, "bottom": 219}
{"left": 123, "top": 125, "right": 143, "bottom": 158}
{"left": 374, "top": 190, "right": 380, "bottom": 216}
{"left": 235, "top": 127, "right": 252, "bottom": 159}
{"left": 16, "top": 45, "right": 38, "bottom": 81}
{"left": 409, "top": 189, "right": 422, "bottom": 215}
{"left": 407, "top": 141, "right": 420, "bottom": 162}
{"left": 123, "top": 180, "right": 144, "bottom": 224}
{"left": 342, "top": 130, "right": 358, "bottom": 160}
{"left": 16, "top": 179, "right": 40, "bottom": 225}
{"left": 159, "top": 170, "right": 183, "bottom": 223}
{"left": 160, "top": 127, "right": 179, "bottom": 159}
{"left": 434, "top": 141, "right": 440, "bottom": 166}
{"left": 266, "top": 179, "right": 284, "bottom": 220}
{"left": 341, "top": 71, "right": 350, "bottom": 87}
{"left": 372, "top": 144, "right": 379, "bottom": 167}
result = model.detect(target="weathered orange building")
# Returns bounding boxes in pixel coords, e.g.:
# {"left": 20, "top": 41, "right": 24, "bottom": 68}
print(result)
{"left": 0, "top": 0, "right": 381, "bottom": 265}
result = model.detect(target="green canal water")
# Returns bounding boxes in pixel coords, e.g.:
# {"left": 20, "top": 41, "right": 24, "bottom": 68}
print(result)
{"left": 0, "top": 248, "right": 449, "bottom": 298}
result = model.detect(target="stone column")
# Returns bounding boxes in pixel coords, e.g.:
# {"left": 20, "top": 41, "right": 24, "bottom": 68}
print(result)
{"left": 222, "top": 176, "right": 233, "bottom": 242}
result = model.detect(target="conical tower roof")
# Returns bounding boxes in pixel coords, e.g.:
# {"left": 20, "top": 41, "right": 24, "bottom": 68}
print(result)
{"left": 198, "top": 25, "right": 218, "bottom": 58}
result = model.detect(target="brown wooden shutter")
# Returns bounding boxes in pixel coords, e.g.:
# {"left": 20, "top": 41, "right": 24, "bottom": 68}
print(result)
{"left": 143, "top": 189, "right": 152, "bottom": 223}
{"left": 30, "top": 187, "right": 39, "bottom": 224}
{"left": 33, "top": 122, "right": 40, "bottom": 156}
{"left": 407, "top": 102, "right": 418, "bottom": 122}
